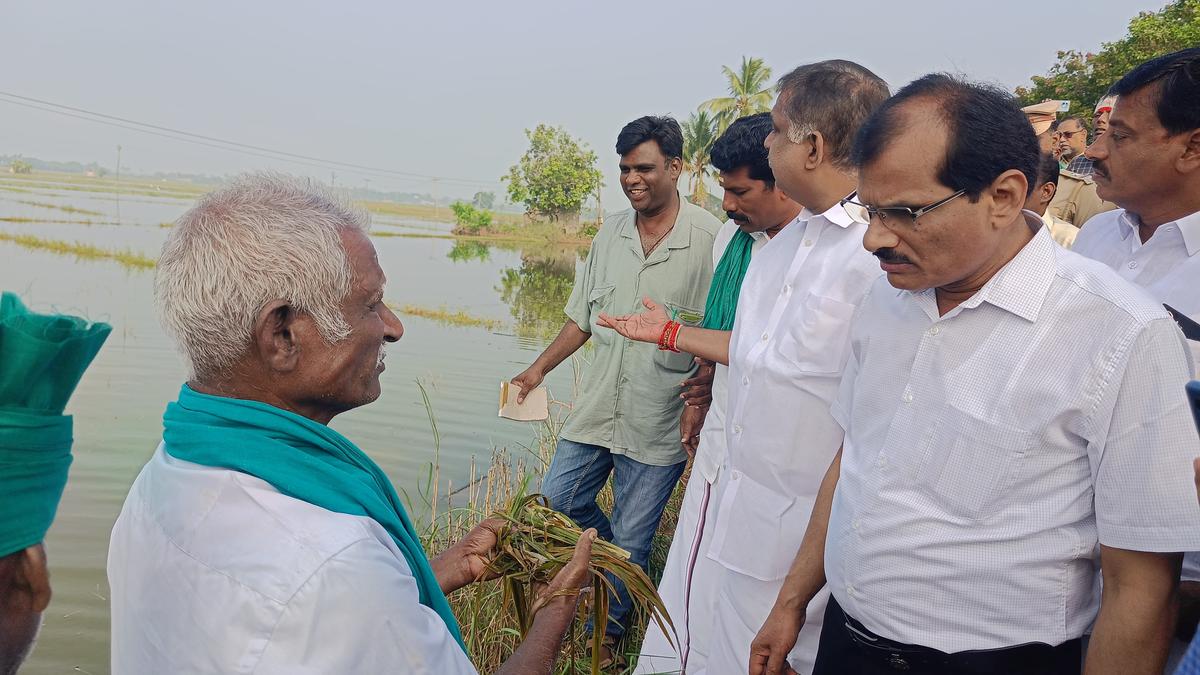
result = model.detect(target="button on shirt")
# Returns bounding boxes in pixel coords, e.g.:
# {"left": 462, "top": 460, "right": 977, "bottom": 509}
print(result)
{"left": 562, "top": 198, "right": 721, "bottom": 466}
{"left": 693, "top": 219, "right": 771, "bottom": 485}
{"left": 706, "top": 201, "right": 881, "bottom": 582}
{"left": 109, "top": 445, "right": 477, "bottom": 674}
{"left": 826, "top": 219, "right": 1200, "bottom": 653}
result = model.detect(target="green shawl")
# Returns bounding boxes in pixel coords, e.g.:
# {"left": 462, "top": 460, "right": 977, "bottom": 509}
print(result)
{"left": 161, "top": 385, "right": 466, "bottom": 651}
{"left": 0, "top": 292, "right": 111, "bottom": 557}
{"left": 700, "top": 229, "right": 756, "bottom": 330}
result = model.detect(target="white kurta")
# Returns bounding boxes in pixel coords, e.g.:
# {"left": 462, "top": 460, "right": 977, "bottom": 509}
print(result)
{"left": 636, "top": 220, "right": 770, "bottom": 675}
{"left": 703, "top": 201, "right": 880, "bottom": 675}
{"left": 108, "top": 444, "right": 477, "bottom": 675}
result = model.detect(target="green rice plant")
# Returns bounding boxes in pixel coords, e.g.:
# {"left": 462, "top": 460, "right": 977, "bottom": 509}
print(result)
{"left": 487, "top": 484, "right": 677, "bottom": 674}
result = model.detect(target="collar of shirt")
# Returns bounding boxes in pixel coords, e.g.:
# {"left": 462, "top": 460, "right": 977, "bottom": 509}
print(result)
{"left": 908, "top": 212, "right": 1054, "bottom": 324}
{"left": 799, "top": 195, "right": 867, "bottom": 231}
{"left": 619, "top": 194, "right": 697, "bottom": 257}
{"left": 1117, "top": 208, "right": 1200, "bottom": 257}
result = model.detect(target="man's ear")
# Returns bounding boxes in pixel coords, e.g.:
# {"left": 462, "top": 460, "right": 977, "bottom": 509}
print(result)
{"left": 1040, "top": 180, "right": 1057, "bottom": 208}
{"left": 0, "top": 544, "right": 51, "bottom": 614}
{"left": 667, "top": 156, "right": 683, "bottom": 181}
{"left": 806, "top": 131, "right": 826, "bottom": 171}
{"left": 1177, "top": 128, "right": 1200, "bottom": 173}
{"left": 254, "top": 300, "right": 300, "bottom": 373}
{"left": 989, "top": 168, "right": 1030, "bottom": 228}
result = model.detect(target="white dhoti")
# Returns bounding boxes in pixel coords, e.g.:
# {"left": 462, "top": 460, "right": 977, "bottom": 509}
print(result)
{"left": 635, "top": 469, "right": 724, "bottom": 674}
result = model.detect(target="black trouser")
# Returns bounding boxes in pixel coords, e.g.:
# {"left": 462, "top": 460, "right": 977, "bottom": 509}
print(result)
{"left": 812, "top": 597, "right": 1082, "bottom": 675}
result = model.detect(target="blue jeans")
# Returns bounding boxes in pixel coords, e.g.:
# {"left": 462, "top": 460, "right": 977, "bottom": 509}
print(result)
{"left": 541, "top": 438, "right": 686, "bottom": 639}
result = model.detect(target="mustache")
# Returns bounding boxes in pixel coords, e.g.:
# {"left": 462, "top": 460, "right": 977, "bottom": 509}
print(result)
{"left": 377, "top": 347, "right": 387, "bottom": 366}
{"left": 726, "top": 211, "right": 749, "bottom": 223}
{"left": 874, "top": 248, "right": 913, "bottom": 265}
{"left": 1092, "top": 160, "right": 1108, "bottom": 177}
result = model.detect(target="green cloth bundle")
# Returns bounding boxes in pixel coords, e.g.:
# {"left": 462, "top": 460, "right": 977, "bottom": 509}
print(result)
{"left": 700, "top": 229, "right": 755, "bottom": 331}
{"left": 0, "top": 292, "right": 111, "bottom": 557}
{"left": 162, "top": 384, "right": 467, "bottom": 653}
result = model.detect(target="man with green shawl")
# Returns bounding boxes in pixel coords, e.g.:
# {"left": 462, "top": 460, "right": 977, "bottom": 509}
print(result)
{"left": 0, "top": 292, "right": 110, "bottom": 675}
{"left": 107, "top": 174, "right": 594, "bottom": 675}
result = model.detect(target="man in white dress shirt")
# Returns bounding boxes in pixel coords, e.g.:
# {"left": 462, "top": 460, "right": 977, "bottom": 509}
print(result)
{"left": 751, "top": 74, "right": 1200, "bottom": 675}
{"left": 107, "top": 174, "right": 594, "bottom": 675}
{"left": 604, "top": 60, "right": 889, "bottom": 675}
{"left": 634, "top": 112, "right": 802, "bottom": 674}
{"left": 1072, "top": 48, "right": 1200, "bottom": 670}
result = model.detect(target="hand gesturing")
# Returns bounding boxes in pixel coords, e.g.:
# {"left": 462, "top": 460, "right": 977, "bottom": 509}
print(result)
{"left": 597, "top": 297, "right": 670, "bottom": 344}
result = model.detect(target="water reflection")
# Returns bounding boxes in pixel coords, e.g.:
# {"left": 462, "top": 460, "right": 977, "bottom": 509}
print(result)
{"left": 497, "top": 245, "right": 584, "bottom": 339}
{"left": 447, "top": 239, "right": 491, "bottom": 263}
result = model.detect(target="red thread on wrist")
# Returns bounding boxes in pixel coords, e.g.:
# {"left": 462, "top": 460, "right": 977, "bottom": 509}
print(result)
{"left": 658, "top": 321, "right": 678, "bottom": 351}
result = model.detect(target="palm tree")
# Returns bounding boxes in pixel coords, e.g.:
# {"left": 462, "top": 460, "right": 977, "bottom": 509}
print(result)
{"left": 700, "top": 56, "right": 774, "bottom": 134}
{"left": 681, "top": 110, "right": 718, "bottom": 207}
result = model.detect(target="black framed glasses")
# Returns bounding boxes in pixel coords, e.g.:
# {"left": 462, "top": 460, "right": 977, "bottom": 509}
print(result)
{"left": 841, "top": 189, "right": 967, "bottom": 227}
{"left": 1053, "top": 128, "right": 1087, "bottom": 140}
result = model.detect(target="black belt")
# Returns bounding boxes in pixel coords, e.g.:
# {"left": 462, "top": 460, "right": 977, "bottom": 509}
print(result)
{"left": 836, "top": 600, "right": 1082, "bottom": 673}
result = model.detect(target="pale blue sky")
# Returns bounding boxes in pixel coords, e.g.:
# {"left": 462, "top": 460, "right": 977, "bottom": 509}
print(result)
{"left": 0, "top": 0, "right": 1163, "bottom": 205}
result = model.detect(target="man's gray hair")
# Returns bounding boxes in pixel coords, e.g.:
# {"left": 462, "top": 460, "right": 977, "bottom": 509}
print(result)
{"left": 155, "top": 173, "right": 369, "bottom": 379}
{"left": 776, "top": 59, "right": 891, "bottom": 169}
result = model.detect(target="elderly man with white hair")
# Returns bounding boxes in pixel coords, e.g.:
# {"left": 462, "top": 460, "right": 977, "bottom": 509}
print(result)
{"left": 107, "top": 174, "right": 595, "bottom": 674}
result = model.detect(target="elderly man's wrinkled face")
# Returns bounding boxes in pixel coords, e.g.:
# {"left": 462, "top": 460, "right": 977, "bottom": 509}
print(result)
{"left": 290, "top": 230, "right": 403, "bottom": 419}
{"left": 859, "top": 102, "right": 1001, "bottom": 293}
{"left": 1055, "top": 119, "right": 1088, "bottom": 160}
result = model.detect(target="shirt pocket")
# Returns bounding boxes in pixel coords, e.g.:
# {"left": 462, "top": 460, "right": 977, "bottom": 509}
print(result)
{"left": 654, "top": 298, "right": 704, "bottom": 372}
{"left": 707, "top": 470, "right": 809, "bottom": 581}
{"left": 586, "top": 283, "right": 616, "bottom": 332}
{"left": 915, "top": 403, "right": 1034, "bottom": 521}
{"left": 777, "top": 292, "right": 857, "bottom": 374}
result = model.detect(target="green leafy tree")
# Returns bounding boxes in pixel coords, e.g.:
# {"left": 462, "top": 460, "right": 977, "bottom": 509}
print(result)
{"left": 504, "top": 125, "right": 603, "bottom": 234}
{"left": 701, "top": 56, "right": 774, "bottom": 134}
{"left": 9, "top": 160, "right": 32, "bottom": 174}
{"left": 1015, "top": 0, "right": 1200, "bottom": 121}
{"left": 472, "top": 191, "right": 496, "bottom": 209}
{"left": 681, "top": 111, "right": 718, "bottom": 208}
{"left": 449, "top": 201, "right": 494, "bottom": 235}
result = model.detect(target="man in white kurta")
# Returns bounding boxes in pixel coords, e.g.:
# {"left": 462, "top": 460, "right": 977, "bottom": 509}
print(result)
{"left": 703, "top": 200, "right": 880, "bottom": 674}
{"left": 636, "top": 112, "right": 797, "bottom": 675}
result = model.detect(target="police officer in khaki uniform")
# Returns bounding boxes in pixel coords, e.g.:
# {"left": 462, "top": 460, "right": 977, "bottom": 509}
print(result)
{"left": 1021, "top": 100, "right": 1116, "bottom": 227}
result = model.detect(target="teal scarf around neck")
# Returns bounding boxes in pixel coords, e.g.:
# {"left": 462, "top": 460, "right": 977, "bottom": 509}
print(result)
{"left": 161, "top": 384, "right": 466, "bottom": 652}
{"left": 700, "top": 229, "right": 756, "bottom": 330}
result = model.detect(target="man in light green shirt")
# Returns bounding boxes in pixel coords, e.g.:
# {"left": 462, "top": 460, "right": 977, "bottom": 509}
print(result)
{"left": 511, "top": 115, "right": 720, "bottom": 661}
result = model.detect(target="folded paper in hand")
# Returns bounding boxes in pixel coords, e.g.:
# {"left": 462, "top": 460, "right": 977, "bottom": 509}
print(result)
{"left": 499, "top": 381, "right": 548, "bottom": 421}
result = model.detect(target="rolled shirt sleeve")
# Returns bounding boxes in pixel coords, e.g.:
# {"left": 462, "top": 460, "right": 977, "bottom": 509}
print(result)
{"left": 1091, "top": 318, "right": 1200, "bottom": 552}
{"left": 563, "top": 240, "right": 599, "bottom": 333}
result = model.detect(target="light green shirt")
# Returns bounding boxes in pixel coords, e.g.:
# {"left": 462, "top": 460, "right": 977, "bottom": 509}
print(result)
{"left": 561, "top": 198, "right": 722, "bottom": 465}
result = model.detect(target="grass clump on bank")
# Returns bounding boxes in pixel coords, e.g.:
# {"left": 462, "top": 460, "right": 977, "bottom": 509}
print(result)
{"left": 415, "top": 381, "right": 686, "bottom": 674}
{"left": 12, "top": 199, "right": 106, "bottom": 216}
{"left": 0, "top": 232, "right": 155, "bottom": 270}
{"left": 395, "top": 304, "right": 505, "bottom": 331}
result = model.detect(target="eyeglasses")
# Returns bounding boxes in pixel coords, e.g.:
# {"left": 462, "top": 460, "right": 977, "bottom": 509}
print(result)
{"left": 841, "top": 189, "right": 967, "bottom": 227}
{"left": 1053, "top": 129, "right": 1087, "bottom": 140}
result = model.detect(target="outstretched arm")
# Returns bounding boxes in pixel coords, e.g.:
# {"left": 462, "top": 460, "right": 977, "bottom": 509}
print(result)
{"left": 510, "top": 320, "right": 591, "bottom": 403}
{"left": 597, "top": 297, "right": 732, "bottom": 366}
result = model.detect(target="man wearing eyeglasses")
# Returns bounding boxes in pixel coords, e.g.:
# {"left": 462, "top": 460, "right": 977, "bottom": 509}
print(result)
{"left": 749, "top": 74, "right": 1200, "bottom": 675}
{"left": 599, "top": 59, "right": 889, "bottom": 675}
{"left": 1058, "top": 116, "right": 1094, "bottom": 175}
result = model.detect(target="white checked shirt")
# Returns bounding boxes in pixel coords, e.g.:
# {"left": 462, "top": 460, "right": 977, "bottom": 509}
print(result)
{"left": 1074, "top": 207, "right": 1200, "bottom": 582}
{"left": 706, "top": 201, "right": 880, "bottom": 582}
{"left": 1073, "top": 208, "right": 1200, "bottom": 370}
{"left": 693, "top": 220, "right": 771, "bottom": 485}
{"left": 826, "top": 217, "right": 1200, "bottom": 652}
